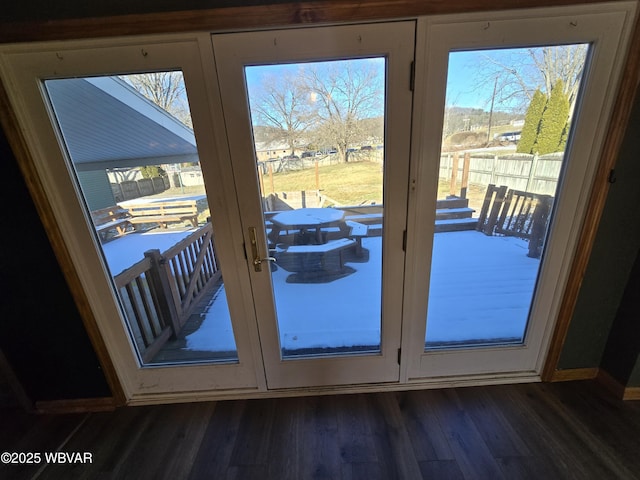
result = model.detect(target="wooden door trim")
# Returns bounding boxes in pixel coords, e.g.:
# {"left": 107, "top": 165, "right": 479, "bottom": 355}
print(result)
{"left": 0, "top": 0, "right": 638, "bottom": 390}
{"left": 0, "top": 0, "right": 626, "bottom": 44}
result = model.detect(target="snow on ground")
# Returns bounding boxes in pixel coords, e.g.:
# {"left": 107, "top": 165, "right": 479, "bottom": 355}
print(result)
{"left": 101, "top": 228, "right": 198, "bottom": 276}
{"left": 101, "top": 228, "right": 540, "bottom": 354}
{"left": 426, "top": 231, "right": 538, "bottom": 344}
{"left": 118, "top": 194, "right": 206, "bottom": 206}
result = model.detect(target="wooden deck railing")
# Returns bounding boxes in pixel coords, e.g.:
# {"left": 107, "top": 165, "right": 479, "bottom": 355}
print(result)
{"left": 113, "top": 223, "right": 221, "bottom": 363}
{"left": 477, "top": 184, "right": 553, "bottom": 258}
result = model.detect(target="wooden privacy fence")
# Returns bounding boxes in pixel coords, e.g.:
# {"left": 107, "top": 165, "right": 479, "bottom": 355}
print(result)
{"left": 440, "top": 151, "right": 563, "bottom": 196}
{"left": 477, "top": 184, "right": 553, "bottom": 258}
{"left": 113, "top": 223, "right": 221, "bottom": 362}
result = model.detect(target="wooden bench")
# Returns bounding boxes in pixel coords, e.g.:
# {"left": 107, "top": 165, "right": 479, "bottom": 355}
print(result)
{"left": 280, "top": 238, "right": 356, "bottom": 275}
{"left": 124, "top": 200, "right": 199, "bottom": 229}
{"left": 91, "top": 206, "right": 132, "bottom": 241}
{"left": 344, "top": 213, "right": 383, "bottom": 225}
{"left": 346, "top": 220, "right": 368, "bottom": 256}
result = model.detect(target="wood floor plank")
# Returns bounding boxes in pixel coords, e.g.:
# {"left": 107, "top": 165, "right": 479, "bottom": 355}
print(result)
{"left": 428, "top": 388, "right": 506, "bottom": 479}
{"left": 396, "top": 389, "right": 455, "bottom": 462}
{"left": 454, "top": 386, "right": 531, "bottom": 458}
{"left": 336, "top": 394, "right": 378, "bottom": 464}
{"left": 341, "top": 461, "right": 385, "bottom": 480}
{"left": 0, "top": 412, "right": 88, "bottom": 480}
{"left": 37, "top": 406, "right": 151, "bottom": 480}
{"left": 301, "top": 395, "right": 342, "bottom": 480}
{"left": 521, "top": 382, "right": 640, "bottom": 479}
{"left": 545, "top": 380, "right": 640, "bottom": 471}
{"left": 368, "top": 392, "right": 423, "bottom": 479}
{"left": 496, "top": 456, "right": 566, "bottom": 480}
{"left": 418, "top": 459, "right": 465, "bottom": 480}
{"left": 504, "top": 384, "right": 628, "bottom": 479}
{"left": 486, "top": 384, "right": 583, "bottom": 479}
{"left": 229, "top": 398, "right": 275, "bottom": 468}
{"left": 2, "top": 381, "right": 639, "bottom": 480}
{"left": 266, "top": 397, "right": 303, "bottom": 480}
{"left": 187, "top": 400, "right": 246, "bottom": 479}
{"left": 103, "top": 404, "right": 213, "bottom": 480}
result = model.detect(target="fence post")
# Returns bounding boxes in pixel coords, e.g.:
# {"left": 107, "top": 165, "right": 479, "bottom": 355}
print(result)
{"left": 144, "top": 249, "right": 181, "bottom": 337}
{"left": 461, "top": 152, "right": 471, "bottom": 199}
{"left": 526, "top": 153, "right": 539, "bottom": 192}
{"left": 491, "top": 155, "right": 498, "bottom": 185}
{"left": 450, "top": 152, "right": 459, "bottom": 196}
{"left": 269, "top": 163, "right": 275, "bottom": 193}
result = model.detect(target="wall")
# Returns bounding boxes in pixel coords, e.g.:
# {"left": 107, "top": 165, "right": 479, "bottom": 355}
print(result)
{"left": 557, "top": 85, "right": 640, "bottom": 383}
{"left": 0, "top": 127, "right": 111, "bottom": 401}
{"left": 600, "top": 249, "right": 640, "bottom": 386}
{"left": 77, "top": 169, "right": 116, "bottom": 211}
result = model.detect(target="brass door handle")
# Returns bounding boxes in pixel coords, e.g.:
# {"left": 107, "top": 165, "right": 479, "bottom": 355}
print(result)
{"left": 248, "top": 227, "right": 275, "bottom": 272}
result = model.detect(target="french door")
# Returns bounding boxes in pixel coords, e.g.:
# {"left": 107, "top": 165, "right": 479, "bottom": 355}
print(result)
{"left": 212, "top": 23, "right": 414, "bottom": 389}
{"left": 0, "top": 3, "right": 633, "bottom": 401}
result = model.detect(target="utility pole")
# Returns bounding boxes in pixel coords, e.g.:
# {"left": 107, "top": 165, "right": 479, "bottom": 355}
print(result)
{"left": 486, "top": 76, "right": 498, "bottom": 144}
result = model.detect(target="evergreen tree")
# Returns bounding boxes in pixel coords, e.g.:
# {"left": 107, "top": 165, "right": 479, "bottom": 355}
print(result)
{"left": 535, "top": 80, "right": 570, "bottom": 155}
{"left": 139, "top": 166, "right": 166, "bottom": 179}
{"left": 517, "top": 89, "right": 546, "bottom": 154}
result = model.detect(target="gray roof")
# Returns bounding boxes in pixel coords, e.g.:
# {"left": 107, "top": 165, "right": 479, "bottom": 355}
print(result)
{"left": 45, "top": 76, "right": 198, "bottom": 171}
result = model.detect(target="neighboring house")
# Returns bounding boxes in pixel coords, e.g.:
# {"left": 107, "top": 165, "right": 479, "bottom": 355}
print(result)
{"left": 254, "top": 141, "right": 293, "bottom": 161}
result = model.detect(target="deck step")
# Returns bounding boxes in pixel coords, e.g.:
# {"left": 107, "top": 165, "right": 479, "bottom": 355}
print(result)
{"left": 436, "top": 197, "right": 470, "bottom": 209}
{"left": 435, "top": 218, "right": 478, "bottom": 232}
{"left": 435, "top": 207, "right": 475, "bottom": 220}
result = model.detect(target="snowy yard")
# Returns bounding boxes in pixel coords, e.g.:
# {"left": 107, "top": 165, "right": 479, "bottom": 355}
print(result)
{"left": 101, "top": 228, "right": 540, "bottom": 357}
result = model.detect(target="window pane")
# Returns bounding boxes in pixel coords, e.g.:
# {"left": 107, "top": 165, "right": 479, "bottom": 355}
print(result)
{"left": 244, "top": 58, "right": 386, "bottom": 358}
{"left": 425, "top": 45, "right": 589, "bottom": 348}
{"left": 44, "top": 72, "right": 238, "bottom": 365}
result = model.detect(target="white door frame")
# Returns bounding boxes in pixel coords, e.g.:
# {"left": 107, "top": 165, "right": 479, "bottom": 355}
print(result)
{"left": 402, "top": 3, "right": 636, "bottom": 382}
{"left": 212, "top": 22, "right": 415, "bottom": 389}
{"left": 0, "top": 34, "right": 268, "bottom": 401}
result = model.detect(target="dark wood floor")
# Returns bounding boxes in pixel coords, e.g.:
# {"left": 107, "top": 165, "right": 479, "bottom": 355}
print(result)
{"left": 1, "top": 380, "right": 639, "bottom": 480}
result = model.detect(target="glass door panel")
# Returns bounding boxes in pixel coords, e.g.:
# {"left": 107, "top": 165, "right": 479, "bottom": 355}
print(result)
{"left": 244, "top": 59, "right": 385, "bottom": 358}
{"left": 213, "top": 22, "right": 414, "bottom": 388}
{"left": 44, "top": 72, "right": 239, "bottom": 366}
{"left": 425, "top": 45, "right": 589, "bottom": 349}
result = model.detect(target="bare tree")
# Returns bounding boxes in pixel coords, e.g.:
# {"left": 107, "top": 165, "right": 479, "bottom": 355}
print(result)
{"left": 120, "top": 72, "right": 192, "bottom": 127}
{"left": 248, "top": 70, "right": 312, "bottom": 155}
{"left": 303, "top": 60, "right": 384, "bottom": 162}
{"left": 469, "top": 44, "right": 588, "bottom": 114}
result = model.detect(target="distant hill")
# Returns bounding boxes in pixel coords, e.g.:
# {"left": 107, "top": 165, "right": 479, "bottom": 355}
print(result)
{"left": 444, "top": 106, "right": 522, "bottom": 138}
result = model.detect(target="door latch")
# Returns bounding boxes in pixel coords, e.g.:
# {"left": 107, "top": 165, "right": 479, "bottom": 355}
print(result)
{"left": 248, "top": 227, "right": 275, "bottom": 272}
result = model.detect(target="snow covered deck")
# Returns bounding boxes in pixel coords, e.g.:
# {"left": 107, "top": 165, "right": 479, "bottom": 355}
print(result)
{"left": 102, "top": 227, "right": 540, "bottom": 363}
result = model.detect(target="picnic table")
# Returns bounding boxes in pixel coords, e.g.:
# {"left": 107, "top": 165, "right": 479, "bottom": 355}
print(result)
{"left": 268, "top": 208, "right": 349, "bottom": 245}
{"left": 269, "top": 208, "right": 372, "bottom": 279}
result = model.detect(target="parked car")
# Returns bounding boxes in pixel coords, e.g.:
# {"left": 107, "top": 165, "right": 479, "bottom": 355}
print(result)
{"left": 282, "top": 155, "right": 300, "bottom": 161}
{"left": 497, "top": 131, "right": 521, "bottom": 142}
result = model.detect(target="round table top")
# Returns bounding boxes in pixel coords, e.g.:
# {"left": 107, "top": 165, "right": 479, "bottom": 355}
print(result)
{"left": 271, "top": 208, "right": 345, "bottom": 228}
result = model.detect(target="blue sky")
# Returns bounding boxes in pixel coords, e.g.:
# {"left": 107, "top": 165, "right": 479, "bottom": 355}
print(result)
{"left": 446, "top": 51, "right": 487, "bottom": 109}
{"left": 244, "top": 53, "right": 501, "bottom": 113}
{"left": 243, "top": 46, "right": 587, "bottom": 114}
